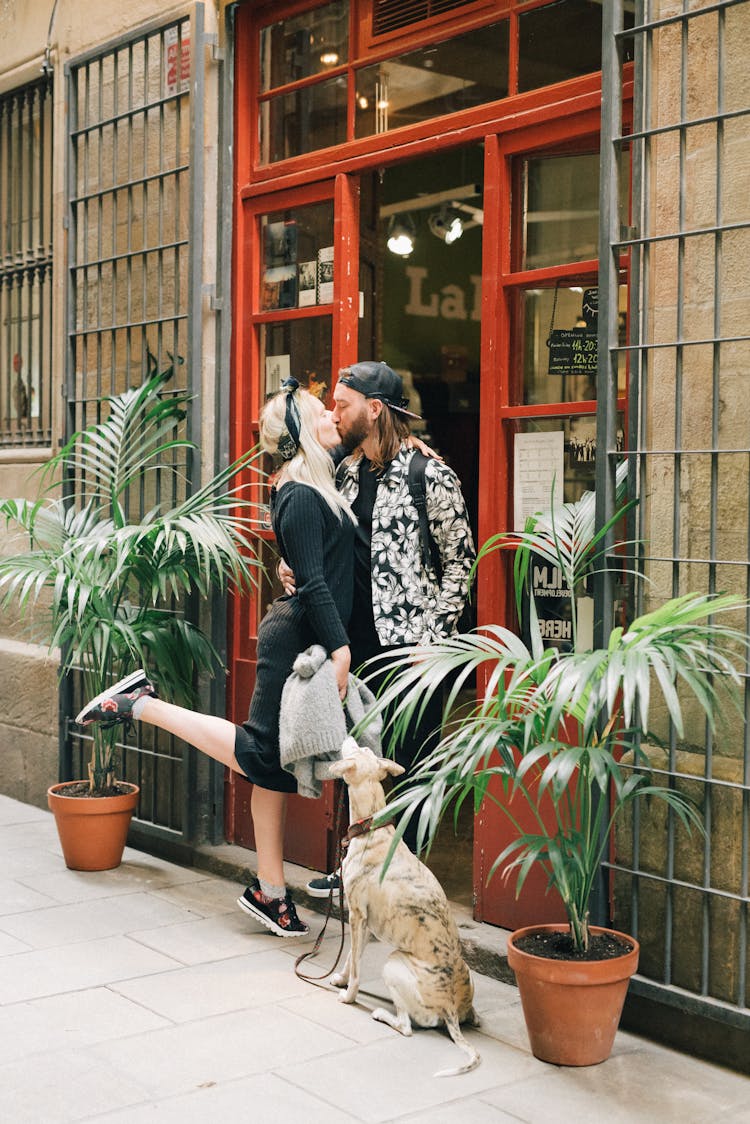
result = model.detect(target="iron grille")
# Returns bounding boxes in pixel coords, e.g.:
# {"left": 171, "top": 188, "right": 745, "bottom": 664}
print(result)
{"left": 599, "top": 0, "right": 750, "bottom": 1053}
{"left": 0, "top": 77, "right": 53, "bottom": 449}
{"left": 64, "top": 12, "right": 205, "bottom": 844}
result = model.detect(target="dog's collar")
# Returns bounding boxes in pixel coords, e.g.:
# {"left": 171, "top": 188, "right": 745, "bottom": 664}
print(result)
{"left": 342, "top": 816, "right": 392, "bottom": 850}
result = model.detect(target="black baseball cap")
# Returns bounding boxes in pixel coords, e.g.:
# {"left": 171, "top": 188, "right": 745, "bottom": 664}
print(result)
{"left": 337, "top": 361, "right": 421, "bottom": 419}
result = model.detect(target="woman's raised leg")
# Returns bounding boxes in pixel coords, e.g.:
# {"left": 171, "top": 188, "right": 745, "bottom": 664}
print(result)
{"left": 139, "top": 698, "right": 289, "bottom": 890}
{"left": 136, "top": 697, "right": 243, "bottom": 773}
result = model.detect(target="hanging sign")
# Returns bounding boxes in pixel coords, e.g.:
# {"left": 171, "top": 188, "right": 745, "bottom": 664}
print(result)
{"left": 546, "top": 286, "right": 598, "bottom": 376}
{"left": 547, "top": 329, "right": 598, "bottom": 375}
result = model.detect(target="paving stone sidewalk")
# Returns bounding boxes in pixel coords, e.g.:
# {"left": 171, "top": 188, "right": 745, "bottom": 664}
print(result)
{"left": 0, "top": 794, "right": 748, "bottom": 1123}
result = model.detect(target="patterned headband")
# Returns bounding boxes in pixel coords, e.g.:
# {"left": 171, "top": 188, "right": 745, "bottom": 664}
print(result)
{"left": 277, "top": 376, "right": 301, "bottom": 461}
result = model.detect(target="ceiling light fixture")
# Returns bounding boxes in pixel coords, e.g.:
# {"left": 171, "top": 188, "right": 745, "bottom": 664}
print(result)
{"left": 386, "top": 214, "right": 416, "bottom": 258}
{"left": 428, "top": 208, "right": 464, "bottom": 244}
{"left": 320, "top": 50, "right": 339, "bottom": 65}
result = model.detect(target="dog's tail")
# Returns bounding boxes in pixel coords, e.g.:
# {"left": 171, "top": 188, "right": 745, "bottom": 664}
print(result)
{"left": 434, "top": 1015, "right": 481, "bottom": 1078}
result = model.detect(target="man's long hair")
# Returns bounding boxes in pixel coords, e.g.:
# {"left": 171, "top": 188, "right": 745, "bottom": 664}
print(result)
{"left": 367, "top": 406, "right": 410, "bottom": 471}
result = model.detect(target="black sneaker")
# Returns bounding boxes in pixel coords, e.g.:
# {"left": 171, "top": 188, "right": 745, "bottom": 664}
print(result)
{"left": 306, "top": 870, "right": 342, "bottom": 898}
{"left": 237, "top": 879, "right": 309, "bottom": 938}
{"left": 75, "top": 670, "right": 157, "bottom": 727}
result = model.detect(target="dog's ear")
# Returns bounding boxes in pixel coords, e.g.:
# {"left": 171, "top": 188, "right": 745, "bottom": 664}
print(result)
{"left": 380, "top": 760, "right": 406, "bottom": 778}
{"left": 327, "top": 759, "right": 352, "bottom": 780}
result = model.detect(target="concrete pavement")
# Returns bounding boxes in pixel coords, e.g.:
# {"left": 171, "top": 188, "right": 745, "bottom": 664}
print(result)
{"left": 0, "top": 793, "right": 748, "bottom": 1123}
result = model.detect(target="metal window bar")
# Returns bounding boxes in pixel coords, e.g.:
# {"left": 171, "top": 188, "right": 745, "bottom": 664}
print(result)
{"left": 62, "top": 9, "right": 207, "bottom": 846}
{"left": 598, "top": 0, "right": 750, "bottom": 1036}
{"left": 0, "top": 77, "right": 53, "bottom": 449}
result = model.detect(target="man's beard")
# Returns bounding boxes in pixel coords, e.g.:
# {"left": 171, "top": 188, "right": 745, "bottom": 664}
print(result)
{"left": 338, "top": 405, "right": 372, "bottom": 452}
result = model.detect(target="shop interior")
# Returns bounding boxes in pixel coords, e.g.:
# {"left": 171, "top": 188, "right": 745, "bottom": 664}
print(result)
{"left": 359, "top": 144, "right": 485, "bottom": 908}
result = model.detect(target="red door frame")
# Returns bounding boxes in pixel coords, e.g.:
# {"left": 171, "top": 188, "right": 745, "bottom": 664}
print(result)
{"left": 226, "top": 174, "right": 361, "bottom": 869}
{"left": 229, "top": 0, "right": 632, "bottom": 908}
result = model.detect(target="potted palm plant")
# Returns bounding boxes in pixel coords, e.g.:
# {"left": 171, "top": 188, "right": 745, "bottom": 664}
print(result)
{"left": 0, "top": 357, "right": 261, "bottom": 870}
{"left": 362, "top": 480, "right": 747, "bottom": 1065}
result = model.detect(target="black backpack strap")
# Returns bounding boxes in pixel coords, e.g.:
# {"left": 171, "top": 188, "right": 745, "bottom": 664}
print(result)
{"left": 408, "top": 451, "right": 441, "bottom": 576}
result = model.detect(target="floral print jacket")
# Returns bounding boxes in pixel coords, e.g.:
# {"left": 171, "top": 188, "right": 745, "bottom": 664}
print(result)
{"left": 337, "top": 445, "right": 476, "bottom": 646}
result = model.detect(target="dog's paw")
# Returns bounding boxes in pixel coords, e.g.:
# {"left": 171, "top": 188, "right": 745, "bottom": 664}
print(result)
{"left": 337, "top": 987, "right": 357, "bottom": 1004}
{"left": 372, "top": 1007, "right": 412, "bottom": 1036}
{"left": 331, "top": 971, "right": 347, "bottom": 988}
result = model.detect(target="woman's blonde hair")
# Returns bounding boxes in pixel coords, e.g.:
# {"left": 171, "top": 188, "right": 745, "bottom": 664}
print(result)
{"left": 260, "top": 387, "right": 355, "bottom": 522}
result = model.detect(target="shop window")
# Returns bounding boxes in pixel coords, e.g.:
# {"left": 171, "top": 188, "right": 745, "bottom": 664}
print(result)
{"left": 0, "top": 78, "right": 53, "bottom": 449}
{"left": 258, "top": 0, "right": 349, "bottom": 163}
{"left": 518, "top": 0, "right": 634, "bottom": 93}
{"left": 354, "top": 21, "right": 509, "bottom": 137}
{"left": 260, "top": 78, "right": 348, "bottom": 163}
{"left": 523, "top": 152, "right": 602, "bottom": 270}
{"left": 259, "top": 0, "right": 349, "bottom": 91}
{"left": 512, "top": 413, "right": 624, "bottom": 507}
{"left": 259, "top": 317, "right": 333, "bottom": 400}
{"left": 252, "top": 1, "right": 627, "bottom": 167}
{"left": 257, "top": 198, "right": 335, "bottom": 398}
{"left": 516, "top": 283, "right": 628, "bottom": 407}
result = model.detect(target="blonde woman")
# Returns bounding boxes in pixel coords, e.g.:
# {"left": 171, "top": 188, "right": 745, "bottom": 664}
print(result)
{"left": 76, "top": 379, "right": 355, "bottom": 937}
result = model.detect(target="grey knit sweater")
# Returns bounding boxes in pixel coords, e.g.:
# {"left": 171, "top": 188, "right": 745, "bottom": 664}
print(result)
{"left": 279, "top": 644, "right": 382, "bottom": 798}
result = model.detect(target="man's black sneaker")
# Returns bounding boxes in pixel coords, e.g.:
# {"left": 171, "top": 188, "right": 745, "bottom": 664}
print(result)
{"left": 307, "top": 870, "right": 342, "bottom": 898}
{"left": 75, "top": 670, "right": 157, "bottom": 727}
{"left": 237, "top": 879, "right": 309, "bottom": 938}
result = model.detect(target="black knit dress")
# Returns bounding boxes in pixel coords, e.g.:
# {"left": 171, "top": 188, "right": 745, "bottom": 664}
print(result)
{"left": 233, "top": 482, "right": 354, "bottom": 792}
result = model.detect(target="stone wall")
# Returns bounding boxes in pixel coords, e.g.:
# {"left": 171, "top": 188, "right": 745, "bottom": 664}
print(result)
{"left": 639, "top": 3, "right": 750, "bottom": 756}
{"left": 0, "top": 639, "right": 59, "bottom": 806}
{"left": 614, "top": 746, "right": 748, "bottom": 1004}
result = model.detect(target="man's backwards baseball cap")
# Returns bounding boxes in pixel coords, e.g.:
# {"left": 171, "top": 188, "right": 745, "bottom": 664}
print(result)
{"left": 337, "top": 361, "right": 421, "bottom": 419}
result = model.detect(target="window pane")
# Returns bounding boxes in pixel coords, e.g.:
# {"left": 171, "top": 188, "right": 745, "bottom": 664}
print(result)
{"left": 516, "top": 284, "right": 628, "bottom": 406}
{"left": 523, "top": 153, "right": 600, "bottom": 270}
{"left": 259, "top": 316, "right": 333, "bottom": 400}
{"left": 354, "top": 22, "right": 509, "bottom": 138}
{"left": 259, "top": 201, "right": 334, "bottom": 312}
{"left": 260, "top": 0, "right": 349, "bottom": 92}
{"left": 260, "top": 78, "right": 347, "bottom": 163}
{"left": 513, "top": 414, "right": 625, "bottom": 503}
{"left": 519, "top": 0, "right": 634, "bottom": 93}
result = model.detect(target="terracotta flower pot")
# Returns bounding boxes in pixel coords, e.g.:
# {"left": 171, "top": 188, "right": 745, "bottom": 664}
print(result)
{"left": 47, "top": 781, "right": 140, "bottom": 871}
{"left": 507, "top": 923, "right": 639, "bottom": 1066}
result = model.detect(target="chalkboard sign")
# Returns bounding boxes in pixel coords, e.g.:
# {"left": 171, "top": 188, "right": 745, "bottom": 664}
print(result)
{"left": 547, "top": 328, "right": 598, "bottom": 376}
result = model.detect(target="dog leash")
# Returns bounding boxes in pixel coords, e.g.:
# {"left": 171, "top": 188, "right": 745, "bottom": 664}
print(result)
{"left": 294, "top": 779, "right": 348, "bottom": 983}
{"left": 294, "top": 810, "right": 395, "bottom": 984}
{"left": 294, "top": 703, "right": 391, "bottom": 985}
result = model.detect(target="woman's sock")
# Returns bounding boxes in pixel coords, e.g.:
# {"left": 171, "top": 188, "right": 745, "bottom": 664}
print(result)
{"left": 259, "top": 878, "right": 286, "bottom": 901}
{"left": 132, "top": 696, "right": 148, "bottom": 720}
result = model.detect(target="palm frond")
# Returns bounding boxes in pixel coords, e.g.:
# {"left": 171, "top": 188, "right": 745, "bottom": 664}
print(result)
{"left": 1, "top": 358, "right": 266, "bottom": 794}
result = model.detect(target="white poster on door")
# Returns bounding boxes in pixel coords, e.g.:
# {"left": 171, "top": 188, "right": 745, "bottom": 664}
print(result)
{"left": 513, "top": 431, "right": 565, "bottom": 531}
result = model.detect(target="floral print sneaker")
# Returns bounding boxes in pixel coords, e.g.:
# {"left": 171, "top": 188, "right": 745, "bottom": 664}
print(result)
{"left": 75, "top": 669, "right": 157, "bottom": 727}
{"left": 237, "top": 878, "right": 309, "bottom": 938}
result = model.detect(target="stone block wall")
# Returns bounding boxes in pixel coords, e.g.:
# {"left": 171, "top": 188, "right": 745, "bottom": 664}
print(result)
{"left": 614, "top": 745, "right": 748, "bottom": 1004}
{"left": 0, "top": 639, "right": 59, "bottom": 808}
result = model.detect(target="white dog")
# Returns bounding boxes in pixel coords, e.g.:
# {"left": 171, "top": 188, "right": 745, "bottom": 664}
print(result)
{"left": 328, "top": 739, "right": 480, "bottom": 1077}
